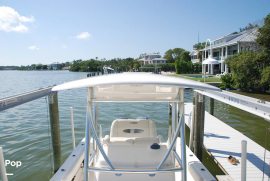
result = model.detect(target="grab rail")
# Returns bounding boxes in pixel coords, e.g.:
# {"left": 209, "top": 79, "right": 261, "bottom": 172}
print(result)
{"left": 195, "top": 90, "right": 270, "bottom": 121}
{"left": 88, "top": 167, "right": 183, "bottom": 173}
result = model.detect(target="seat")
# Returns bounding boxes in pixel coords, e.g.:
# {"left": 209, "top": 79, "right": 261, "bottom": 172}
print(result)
{"left": 110, "top": 119, "right": 157, "bottom": 139}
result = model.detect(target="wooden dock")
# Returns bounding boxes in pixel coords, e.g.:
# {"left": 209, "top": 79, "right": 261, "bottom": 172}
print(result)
{"left": 185, "top": 103, "right": 270, "bottom": 181}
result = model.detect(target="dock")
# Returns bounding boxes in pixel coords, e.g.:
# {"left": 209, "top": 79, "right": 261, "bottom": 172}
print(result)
{"left": 185, "top": 102, "right": 270, "bottom": 181}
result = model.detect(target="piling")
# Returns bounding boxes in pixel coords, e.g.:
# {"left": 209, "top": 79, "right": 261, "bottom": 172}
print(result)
{"left": 193, "top": 92, "right": 205, "bottom": 160}
{"left": 210, "top": 98, "right": 214, "bottom": 115}
{"left": 48, "top": 92, "right": 61, "bottom": 173}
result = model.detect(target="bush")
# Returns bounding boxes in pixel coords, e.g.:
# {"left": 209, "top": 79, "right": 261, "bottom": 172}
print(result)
{"left": 161, "top": 63, "right": 175, "bottom": 72}
{"left": 220, "top": 74, "right": 234, "bottom": 89}
{"left": 227, "top": 52, "right": 261, "bottom": 91}
{"left": 175, "top": 59, "right": 192, "bottom": 74}
{"left": 192, "top": 63, "right": 202, "bottom": 73}
{"left": 260, "top": 67, "right": 270, "bottom": 90}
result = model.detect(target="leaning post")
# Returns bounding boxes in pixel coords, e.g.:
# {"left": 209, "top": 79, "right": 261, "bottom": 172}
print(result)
{"left": 193, "top": 92, "right": 205, "bottom": 160}
{"left": 48, "top": 92, "right": 61, "bottom": 173}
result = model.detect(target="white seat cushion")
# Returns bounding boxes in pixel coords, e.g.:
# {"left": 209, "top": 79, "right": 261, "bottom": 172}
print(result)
{"left": 110, "top": 119, "right": 157, "bottom": 138}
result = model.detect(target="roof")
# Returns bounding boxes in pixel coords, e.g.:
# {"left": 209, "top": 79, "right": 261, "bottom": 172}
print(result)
{"left": 190, "top": 50, "right": 198, "bottom": 56}
{"left": 202, "top": 57, "right": 219, "bottom": 64}
{"left": 201, "top": 28, "right": 258, "bottom": 50}
{"left": 52, "top": 73, "right": 219, "bottom": 102}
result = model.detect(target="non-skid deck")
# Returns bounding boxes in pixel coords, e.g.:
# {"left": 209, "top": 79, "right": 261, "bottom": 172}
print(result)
{"left": 185, "top": 103, "right": 270, "bottom": 181}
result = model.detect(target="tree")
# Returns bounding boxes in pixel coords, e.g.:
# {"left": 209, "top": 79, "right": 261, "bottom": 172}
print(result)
{"left": 164, "top": 49, "right": 174, "bottom": 63}
{"left": 175, "top": 51, "right": 192, "bottom": 74}
{"left": 179, "top": 51, "right": 191, "bottom": 62}
{"left": 260, "top": 67, "right": 270, "bottom": 90}
{"left": 192, "top": 63, "right": 202, "bottom": 73}
{"left": 164, "top": 48, "right": 185, "bottom": 63}
{"left": 257, "top": 13, "right": 270, "bottom": 56}
{"left": 227, "top": 52, "right": 262, "bottom": 91}
{"left": 193, "top": 42, "right": 206, "bottom": 50}
{"left": 239, "top": 23, "right": 258, "bottom": 32}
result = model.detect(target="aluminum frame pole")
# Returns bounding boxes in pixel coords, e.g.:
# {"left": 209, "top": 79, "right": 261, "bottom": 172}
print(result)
{"left": 180, "top": 113, "right": 187, "bottom": 181}
{"left": 70, "top": 107, "right": 76, "bottom": 149}
{"left": 157, "top": 114, "right": 183, "bottom": 170}
{"left": 87, "top": 111, "right": 115, "bottom": 169}
{"left": 84, "top": 111, "right": 90, "bottom": 181}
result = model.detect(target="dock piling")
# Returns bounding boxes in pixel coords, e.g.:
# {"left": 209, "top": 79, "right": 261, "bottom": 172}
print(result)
{"left": 48, "top": 92, "right": 61, "bottom": 173}
{"left": 210, "top": 98, "right": 214, "bottom": 115}
{"left": 193, "top": 92, "right": 205, "bottom": 160}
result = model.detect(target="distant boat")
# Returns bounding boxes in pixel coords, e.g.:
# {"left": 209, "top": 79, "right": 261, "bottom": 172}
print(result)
{"left": 50, "top": 73, "right": 219, "bottom": 181}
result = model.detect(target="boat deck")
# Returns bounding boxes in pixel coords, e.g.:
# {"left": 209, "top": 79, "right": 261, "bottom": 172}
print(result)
{"left": 185, "top": 103, "right": 270, "bottom": 181}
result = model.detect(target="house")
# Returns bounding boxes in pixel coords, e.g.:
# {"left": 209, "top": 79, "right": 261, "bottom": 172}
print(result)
{"left": 48, "top": 62, "right": 63, "bottom": 70}
{"left": 190, "top": 28, "right": 259, "bottom": 74}
{"left": 138, "top": 53, "right": 167, "bottom": 65}
{"left": 190, "top": 50, "right": 200, "bottom": 64}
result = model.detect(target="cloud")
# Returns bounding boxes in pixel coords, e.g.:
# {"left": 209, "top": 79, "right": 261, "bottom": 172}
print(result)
{"left": 76, "top": 32, "right": 91, "bottom": 40}
{"left": 0, "top": 6, "right": 34, "bottom": 33}
{"left": 28, "top": 45, "right": 39, "bottom": 51}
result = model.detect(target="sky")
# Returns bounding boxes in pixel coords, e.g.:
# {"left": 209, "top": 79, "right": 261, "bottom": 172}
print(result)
{"left": 0, "top": 0, "right": 270, "bottom": 66}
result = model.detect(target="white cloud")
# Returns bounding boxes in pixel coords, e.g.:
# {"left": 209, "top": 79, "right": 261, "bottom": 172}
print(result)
{"left": 76, "top": 32, "right": 91, "bottom": 40}
{"left": 0, "top": 6, "right": 34, "bottom": 33}
{"left": 28, "top": 45, "right": 39, "bottom": 51}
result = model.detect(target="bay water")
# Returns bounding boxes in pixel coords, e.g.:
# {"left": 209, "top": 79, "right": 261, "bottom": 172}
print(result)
{"left": 0, "top": 71, "right": 269, "bottom": 181}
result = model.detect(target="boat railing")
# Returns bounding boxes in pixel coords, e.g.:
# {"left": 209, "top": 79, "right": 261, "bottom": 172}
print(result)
{"left": 196, "top": 90, "right": 270, "bottom": 122}
{"left": 88, "top": 167, "right": 183, "bottom": 174}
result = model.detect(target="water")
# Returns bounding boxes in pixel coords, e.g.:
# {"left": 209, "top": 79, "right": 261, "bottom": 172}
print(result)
{"left": 0, "top": 71, "right": 269, "bottom": 180}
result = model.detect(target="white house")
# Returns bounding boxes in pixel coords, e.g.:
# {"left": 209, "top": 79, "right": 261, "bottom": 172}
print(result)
{"left": 138, "top": 53, "right": 167, "bottom": 65}
{"left": 190, "top": 28, "right": 259, "bottom": 75}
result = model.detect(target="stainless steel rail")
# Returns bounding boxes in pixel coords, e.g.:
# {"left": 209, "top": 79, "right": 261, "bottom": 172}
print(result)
{"left": 196, "top": 90, "right": 270, "bottom": 121}
{"left": 0, "top": 87, "right": 52, "bottom": 111}
{"left": 88, "top": 167, "right": 183, "bottom": 173}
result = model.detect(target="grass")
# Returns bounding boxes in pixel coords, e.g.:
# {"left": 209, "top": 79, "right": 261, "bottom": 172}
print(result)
{"left": 230, "top": 90, "right": 270, "bottom": 102}
{"left": 171, "top": 73, "right": 221, "bottom": 83}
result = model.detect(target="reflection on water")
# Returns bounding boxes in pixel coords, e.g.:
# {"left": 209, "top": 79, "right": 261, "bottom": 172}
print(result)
{"left": 0, "top": 71, "right": 269, "bottom": 180}
{"left": 207, "top": 98, "right": 270, "bottom": 151}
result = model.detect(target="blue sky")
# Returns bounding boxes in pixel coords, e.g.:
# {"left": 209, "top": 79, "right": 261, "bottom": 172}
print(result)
{"left": 0, "top": 0, "right": 270, "bottom": 66}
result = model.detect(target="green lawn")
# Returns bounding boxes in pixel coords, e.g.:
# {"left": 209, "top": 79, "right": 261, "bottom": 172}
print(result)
{"left": 171, "top": 74, "right": 221, "bottom": 83}
{"left": 230, "top": 90, "right": 270, "bottom": 102}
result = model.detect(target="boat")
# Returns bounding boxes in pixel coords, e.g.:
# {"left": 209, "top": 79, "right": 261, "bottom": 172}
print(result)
{"left": 50, "top": 72, "right": 220, "bottom": 181}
